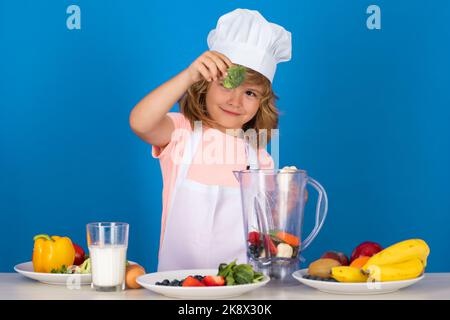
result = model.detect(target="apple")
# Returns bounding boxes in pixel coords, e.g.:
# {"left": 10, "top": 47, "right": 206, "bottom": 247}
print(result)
{"left": 321, "top": 251, "right": 349, "bottom": 266}
{"left": 350, "top": 241, "right": 383, "bottom": 263}
{"left": 73, "top": 243, "right": 86, "bottom": 266}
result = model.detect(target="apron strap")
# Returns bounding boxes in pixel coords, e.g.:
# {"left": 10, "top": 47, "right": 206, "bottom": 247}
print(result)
{"left": 177, "top": 125, "right": 202, "bottom": 182}
{"left": 245, "top": 136, "right": 260, "bottom": 170}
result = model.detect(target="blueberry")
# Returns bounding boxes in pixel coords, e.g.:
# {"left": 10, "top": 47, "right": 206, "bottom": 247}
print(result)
{"left": 155, "top": 281, "right": 161, "bottom": 285}
{"left": 316, "top": 277, "right": 325, "bottom": 281}
{"left": 162, "top": 279, "right": 170, "bottom": 286}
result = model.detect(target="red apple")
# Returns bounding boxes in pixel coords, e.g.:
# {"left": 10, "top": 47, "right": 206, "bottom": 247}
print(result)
{"left": 321, "top": 251, "right": 349, "bottom": 266}
{"left": 350, "top": 241, "right": 383, "bottom": 263}
{"left": 72, "top": 243, "right": 86, "bottom": 266}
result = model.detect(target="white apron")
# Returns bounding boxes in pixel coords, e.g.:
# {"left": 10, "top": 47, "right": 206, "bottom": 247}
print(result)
{"left": 157, "top": 127, "right": 259, "bottom": 271}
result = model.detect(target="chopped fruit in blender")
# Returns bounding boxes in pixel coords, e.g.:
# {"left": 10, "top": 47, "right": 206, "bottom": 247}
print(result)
{"left": 276, "top": 243, "right": 293, "bottom": 258}
{"left": 263, "top": 235, "right": 278, "bottom": 255}
{"left": 248, "top": 244, "right": 262, "bottom": 258}
{"left": 275, "top": 231, "right": 300, "bottom": 247}
{"left": 247, "top": 231, "right": 261, "bottom": 246}
{"left": 260, "top": 248, "right": 266, "bottom": 258}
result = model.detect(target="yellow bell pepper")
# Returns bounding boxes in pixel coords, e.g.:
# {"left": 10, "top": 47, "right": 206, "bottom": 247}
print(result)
{"left": 32, "top": 234, "right": 75, "bottom": 273}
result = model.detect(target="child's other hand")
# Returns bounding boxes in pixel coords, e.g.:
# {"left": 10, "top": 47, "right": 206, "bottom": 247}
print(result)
{"left": 187, "top": 51, "right": 233, "bottom": 83}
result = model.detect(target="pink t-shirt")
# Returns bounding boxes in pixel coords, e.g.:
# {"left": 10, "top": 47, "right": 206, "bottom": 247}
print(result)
{"left": 152, "top": 112, "right": 274, "bottom": 247}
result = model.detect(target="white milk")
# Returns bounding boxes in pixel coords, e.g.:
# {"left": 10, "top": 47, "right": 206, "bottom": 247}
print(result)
{"left": 89, "top": 244, "right": 127, "bottom": 287}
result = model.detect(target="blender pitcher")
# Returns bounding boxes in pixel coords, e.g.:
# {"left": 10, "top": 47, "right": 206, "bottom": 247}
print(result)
{"left": 233, "top": 169, "right": 328, "bottom": 280}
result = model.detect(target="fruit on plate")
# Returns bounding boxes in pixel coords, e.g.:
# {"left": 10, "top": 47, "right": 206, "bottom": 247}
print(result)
{"left": 308, "top": 258, "right": 342, "bottom": 279}
{"left": 125, "top": 264, "right": 146, "bottom": 289}
{"left": 302, "top": 274, "right": 338, "bottom": 282}
{"left": 364, "top": 257, "right": 424, "bottom": 282}
{"left": 182, "top": 276, "right": 206, "bottom": 287}
{"left": 350, "top": 241, "right": 383, "bottom": 263}
{"left": 321, "top": 251, "right": 349, "bottom": 266}
{"left": 358, "top": 239, "right": 430, "bottom": 281}
{"left": 331, "top": 266, "right": 369, "bottom": 283}
{"left": 361, "top": 239, "right": 430, "bottom": 272}
{"left": 32, "top": 234, "right": 75, "bottom": 273}
{"left": 72, "top": 243, "right": 86, "bottom": 266}
{"left": 202, "top": 275, "right": 225, "bottom": 286}
{"left": 155, "top": 260, "right": 265, "bottom": 287}
{"left": 349, "top": 256, "right": 371, "bottom": 269}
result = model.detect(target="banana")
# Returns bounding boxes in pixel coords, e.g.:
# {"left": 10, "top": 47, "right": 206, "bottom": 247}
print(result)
{"left": 361, "top": 239, "right": 430, "bottom": 272}
{"left": 365, "top": 257, "right": 424, "bottom": 282}
{"left": 331, "top": 266, "right": 368, "bottom": 283}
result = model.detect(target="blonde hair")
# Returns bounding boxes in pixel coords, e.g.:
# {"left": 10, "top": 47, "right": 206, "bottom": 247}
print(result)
{"left": 178, "top": 66, "right": 279, "bottom": 144}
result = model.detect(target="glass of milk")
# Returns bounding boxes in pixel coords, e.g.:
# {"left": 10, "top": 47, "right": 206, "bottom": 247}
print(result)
{"left": 86, "top": 222, "right": 129, "bottom": 292}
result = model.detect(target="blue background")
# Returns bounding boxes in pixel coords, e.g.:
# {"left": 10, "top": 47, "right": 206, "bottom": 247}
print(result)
{"left": 1, "top": 0, "right": 449, "bottom": 272}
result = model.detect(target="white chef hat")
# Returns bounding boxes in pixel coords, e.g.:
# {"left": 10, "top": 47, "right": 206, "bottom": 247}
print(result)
{"left": 207, "top": 8, "right": 292, "bottom": 83}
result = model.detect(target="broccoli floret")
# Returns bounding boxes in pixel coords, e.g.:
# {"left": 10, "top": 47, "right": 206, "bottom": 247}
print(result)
{"left": 223, "top": 65, "right": 246, "bottom": 89}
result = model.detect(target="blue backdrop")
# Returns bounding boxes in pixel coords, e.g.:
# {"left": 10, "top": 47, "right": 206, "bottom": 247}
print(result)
{"left": 1, "top": 0, "right": 449, "bottom": 273}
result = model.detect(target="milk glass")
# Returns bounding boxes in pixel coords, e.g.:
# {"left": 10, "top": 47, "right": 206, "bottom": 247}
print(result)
{"left": 86, "top": 222, "right": 129, "bottom": 292}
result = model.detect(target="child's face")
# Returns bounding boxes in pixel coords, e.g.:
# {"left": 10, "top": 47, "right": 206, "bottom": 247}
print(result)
{"left": 205, "top": 80, "right": 264, "bottom": 131}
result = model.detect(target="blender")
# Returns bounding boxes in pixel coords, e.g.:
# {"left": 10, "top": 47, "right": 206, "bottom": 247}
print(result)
{"left": 234, "top": 168, "right": 328, "bottom": 281}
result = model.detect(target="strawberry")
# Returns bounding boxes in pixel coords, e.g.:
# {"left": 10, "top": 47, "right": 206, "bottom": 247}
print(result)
{"left": 264, "top": 235, "right": 278, "bottom": 255}
{"left": 248, "top": 231, "right": 261, "bottom": 246}
{"left": 202, "top": 275, "right": 225, "bottom": 286}
{"left": 182, "top": 276, "right": 205, "bottom": 287}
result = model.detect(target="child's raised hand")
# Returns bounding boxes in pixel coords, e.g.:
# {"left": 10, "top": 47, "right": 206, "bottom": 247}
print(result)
{"left": 187, "top": 51, "right": 233, "bottom": 83}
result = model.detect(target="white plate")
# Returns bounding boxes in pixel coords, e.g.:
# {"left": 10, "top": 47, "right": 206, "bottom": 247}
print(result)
{"left": 14, "top": 261, "right": 92, "bottom": 285}
{"left": 14, "top": 261, "right": 137, "bottom": 286}
{"left": 292, "top": 269, "right": 425, "bottom": 295}
{"left": 136, "top": 269, "right": 270, "bottom": 299}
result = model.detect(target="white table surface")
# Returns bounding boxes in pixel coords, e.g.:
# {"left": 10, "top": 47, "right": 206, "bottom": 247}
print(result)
{"left": 1, "top": 273, "right": 450, "bottom": 300}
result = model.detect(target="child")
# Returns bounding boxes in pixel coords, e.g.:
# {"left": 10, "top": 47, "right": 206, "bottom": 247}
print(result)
{"left": 130, "top": 9, "right": 291, "bottom": 271}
